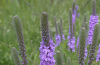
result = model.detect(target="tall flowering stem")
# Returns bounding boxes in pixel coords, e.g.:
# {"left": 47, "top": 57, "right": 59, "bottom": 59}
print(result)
{"left": 54, "top": 16, "right": 61, "bottom": 46}
{"left": 72, "top": 1, "right": 76, "bottom": 24}
{"left": 88, "top": 23, "right": 100, "bottom": 65}
{"left": 60, "top": 17, "right": 65, "bottom": 41}
{"left": 79, "top": 27, "right": 86, "bottom": 65}
{"left": 85, "top": 22, "right": 88, "bottom": 46}
{"left": 11, "top": 47, "right": 21, "bottom": 65}
{"left": 13, "top": 15, "right": 28, "bottom": 65}
{"left": 58, "top": 22, "right": 62, "bottom": 43}
{"left": 88, "top": 0, "right": 99, "bottom": 45}
{"left": 76, "top": 13, "right": 88, "bottom": 47}
{"left": 76, "top": 5, "right": 80, "bottom": 17}
{"left": 39, "top": 12, "right": 55, "bottom": 65}
{"left": 67, "top": 8, "right": 75, "bottom": 52}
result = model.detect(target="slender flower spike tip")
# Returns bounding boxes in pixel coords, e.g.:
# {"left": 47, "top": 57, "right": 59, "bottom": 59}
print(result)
{"left": 88, "top": 0, "right": 99, "bottom": 45}
{"left": 72, "top": 0, "right": 76, "bottom": 23}
{"left": 41, "top": 12, "right": 50, "bottom": 45}
{"left": 56, "top": 51, "right": 63, "bottom": 65}
{"left": 58, "top": 22, "right": 63, "bottom": 43}
{"left": 75, "top": 5, "right": 80, "bottom": 17}
{"left": 11, "top": 47, "right": 21, "bottom": 65}
{"left": 84, "top": 22, "right": 88, "bottom": 59}
{"left": 76, "top": 14, "right": 88, "bottom": 55}
{"left": 85, "top": 22, "right": 88, "bottom": 46}
{"left": 54, "top": 16, "right": 61, "bottom": 46}
{"left": 79, "top": 27, "right": 86, "bottom": 65}
{"left": 96, "top": 44, "right": 100, "bottom": 62}
{"left": 72, "top": 0, "right": 76, "bottom": 15}
{"left": 67, "top": 8, "right": 75, "bottom": 52}
{"left": 39, "top": 12, "right": 56, "bottom": 65}
{"left": 88, "top": 23, "right": 100, "bottom": 65}
{"left": 82, "top": 13, "right": 87, "bottom": 27}
{"left": 54, "top": 16, "right": 58, "bottom": 35}
{"left": 13, "top": 15, "right": 28, "bottom": 65}
{"left": 60, "top": 17, "right": 65, "bottom": 41}
{"left": 67, "top": 9, "right": 75, "bottom": 52}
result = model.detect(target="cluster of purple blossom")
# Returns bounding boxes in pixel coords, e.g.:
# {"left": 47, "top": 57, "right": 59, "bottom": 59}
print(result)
{"left": 39, "top": 39, "right": 56, "bottom": 65}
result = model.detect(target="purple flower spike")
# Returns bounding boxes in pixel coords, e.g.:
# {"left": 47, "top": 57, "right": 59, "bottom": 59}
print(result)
{"left": 76, "top": 5, "right": 78, "bottom": 10}
{"left": 77, "top": 13, "right": 80, "bottom": 17}
{"left": 55, "top": 34, "right": 61, "bottom": 47}
{"left": 62, "top": 34, "right": 65, "bottom": 40}
{"left": 68, "top": 36, "right": 75, "bottom": 52}
{"left": 88, "top": 15, "right": 99, "bottom": 45}
{"left": 13, "top": 15, "right": 28, "bottom": 65}
{"left": 40, "top": 12, "right": 55, "bottom": 65}
{"left": 88, "top": 23, "right": 100, "bottom": 65}
{"left": 72, "top": 14, "right": 76, "bottom": 24}
{"left": 96, "top": 44, "right": 100, "bottom": 62}
{"left": 60, "top": 17, "right": 65, "bottom": 42}
{"left": 54, "top": 16, "right": 61, "bottom": 46}
{"left": 88, "top": 0, "right": 99, "bottom": 45}
{"left": 68, "top": 9, "right": 75, "bottom": 52}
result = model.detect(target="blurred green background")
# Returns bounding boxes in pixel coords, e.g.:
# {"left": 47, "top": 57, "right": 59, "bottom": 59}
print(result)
{"left": 0, "top": 0, "right": 100, "bottom": 65}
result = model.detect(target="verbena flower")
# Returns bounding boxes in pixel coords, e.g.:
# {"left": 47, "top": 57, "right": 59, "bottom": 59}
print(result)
{"left": 76, "top": 36, "right": 88, "bottom": 60}
{"left": 72, "top": 14, "right": 76, "bottom": 23}
{"left": 72, "top": 1, "right": 76, "bottom": 23}
{"left": 39, "top": 39, "right": 56, "bottom": 65}
{"left": 76, "top": 14, "right": 88, "bottom": 58}
{"left": 60, "top": 17, "right": 65, "bottom": 42}
{"left": 88, "top": 15, "right": 99, "bottom": 45}
{"left": 75, "top": 5, "right": 80, "bottom": 17}
{"left": 96, "top": 44, "right": 100, "bottom": 62}
{"left": 62, "top": 34, "right": 65, "bottom": 40}
{"left": 55, "top": 34, "right": 61, "bottom": 47}
{"left": 88, "top": 23, "right": 100, "bottom": 65}
{"left": 88, "top": 0, "right": 99, "bottom": 45}
{"left": 79, "top": 27, "right": 86, "bottom": 65}
{"left": 68, "top": 36, "right": 75, "bottom": 52}
{"left": 76, "top": 5, "right": 78, "bottom": 10}
{"left": 13, "top": 15, "right": 28, "bottom": 65}
{"left": 67, "top": 8, "right": 75, "bottom": 52}
{"left": 67, "top": 1, "right": 76, "bottom": 52}
{"left": 39, "top": 12, "right": 55, "bottom": 65}
{"left": 54, "top": 16, "right": 61, "bottom": 46}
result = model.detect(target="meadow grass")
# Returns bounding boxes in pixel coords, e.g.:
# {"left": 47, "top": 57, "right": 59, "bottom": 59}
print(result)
{"left": 0, "top": 0, "right": 100, "bottom": 65}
